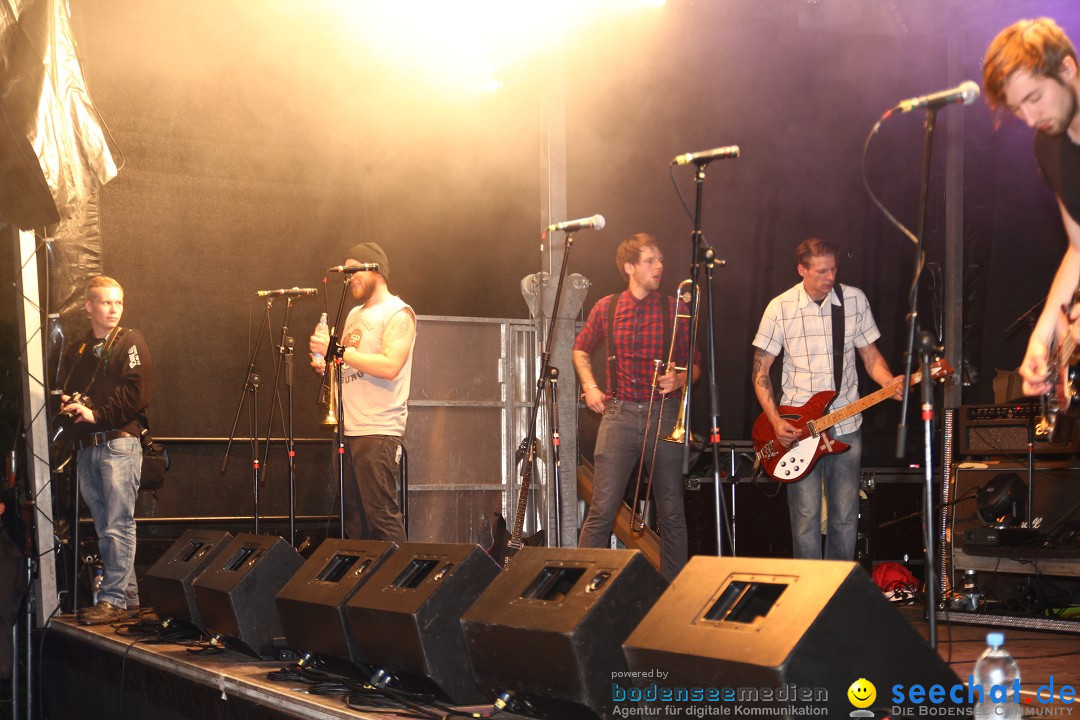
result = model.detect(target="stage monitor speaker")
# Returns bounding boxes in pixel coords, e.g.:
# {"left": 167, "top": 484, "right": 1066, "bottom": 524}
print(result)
{"left": 623, "top": 557, "right": 960, "bottom": 717}
{"left": 345, "top": 542, "right": 500, "bottom": 705}
{"left": 274, "top": 538, "right": 397, "bottom": 673}
{"left": 192, "top": 533, "right": 304, "bottom": 659}
{"left": 143, "top": 529, "right": 233, "bottom": 627}
{"left": 460, "top": 547, "right": 666, "bottom": 720}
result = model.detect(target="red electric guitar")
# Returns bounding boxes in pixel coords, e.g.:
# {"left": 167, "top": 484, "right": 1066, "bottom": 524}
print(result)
{"left": 752, "top": 359, "right": 953, "bottom": 483}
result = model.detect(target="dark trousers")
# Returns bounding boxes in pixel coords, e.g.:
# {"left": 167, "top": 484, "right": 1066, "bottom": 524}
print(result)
{"left": 578, "top": 399, "right": 688, "bottom": 581}
{"left": 343, "top": 435, "right": 407, "bottom": 543}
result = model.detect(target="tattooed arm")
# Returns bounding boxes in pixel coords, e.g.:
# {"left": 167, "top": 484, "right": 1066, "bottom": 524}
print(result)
{"left": 752, "top": 347, "right": 798, "bottom": 447}
{"left": 340, "top": 308, "right": 417, "bottom": 380}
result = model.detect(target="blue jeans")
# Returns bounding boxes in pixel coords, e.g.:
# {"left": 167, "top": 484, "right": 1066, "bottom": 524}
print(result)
{"left": 78, "top": 436, "right": 141, "bottom": 608}
{"left": 579, "top": 399, "right": 688, "bottom": 581}
{"left": 786, "top": 430, "right": 861, "bottom": 560}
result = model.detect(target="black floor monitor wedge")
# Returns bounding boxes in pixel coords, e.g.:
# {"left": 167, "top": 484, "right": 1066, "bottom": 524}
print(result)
{"left": 192, "top": 533, "right": 304, "bottom": 659}
{"left": 275, "top": 538, "right": 397, "bottom": 674}
{"left": 144, "top": 529, "right": 233, "bottom": 628}
{"left": 623, "top": 557, "right": 962, "bottom": 717}
{"left": 345, "top": 542, "right": 500, "bottom": 705}
{"left": 461, "top": 547, "right": 666, "bottom": 720}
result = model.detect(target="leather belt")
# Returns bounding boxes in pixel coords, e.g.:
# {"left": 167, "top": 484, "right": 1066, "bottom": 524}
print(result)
{"left": 76, "top": 430, "right": 135, "bottom": 450}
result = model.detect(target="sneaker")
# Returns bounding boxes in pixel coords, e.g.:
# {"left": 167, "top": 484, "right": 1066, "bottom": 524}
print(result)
{"left": 78, "top": 601, "right": 128, "bottom": 626}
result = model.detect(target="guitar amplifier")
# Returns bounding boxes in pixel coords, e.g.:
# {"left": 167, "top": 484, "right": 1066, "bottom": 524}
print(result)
{"left": 956, "top": 403, "right": 1079, "bottom": 456}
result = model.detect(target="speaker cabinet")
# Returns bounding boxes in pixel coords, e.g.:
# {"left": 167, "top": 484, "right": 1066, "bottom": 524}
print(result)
{"left": 144, "top": 530, "right": 233, "bottom": 627}
{"left": 461, "top": 547, "right": 666, "bottom": 720}
{"left": 345, "top": 543, "right": 499, "bottom": 705}
{"left": 192, "top": 533, "right": 304, "bottom": 658}
{"left": 952, "top": 464, "right": 1080, "bottom": 553}
{"left": 274, "top": 538, "right": 397, "bottom": 673}
{"left": 623, "top": 557, "right": 960, "bottom": 717}
{"left": 957, "top": 404, "right": 1078, "bottom": 456}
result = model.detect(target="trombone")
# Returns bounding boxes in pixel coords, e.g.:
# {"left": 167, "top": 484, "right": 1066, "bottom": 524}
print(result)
{"left": 630, "top": 279, "right": 700, "bottom": 534}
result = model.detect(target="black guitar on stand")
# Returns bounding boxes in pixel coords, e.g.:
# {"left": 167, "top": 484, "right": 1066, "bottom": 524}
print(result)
{"left": 486, "top": 439, "right": 545, "bottom": 567}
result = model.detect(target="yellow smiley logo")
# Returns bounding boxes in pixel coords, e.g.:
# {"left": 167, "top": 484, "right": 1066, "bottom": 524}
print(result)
{"left": 847, "top": 678, "right": 876, "bottom": 709}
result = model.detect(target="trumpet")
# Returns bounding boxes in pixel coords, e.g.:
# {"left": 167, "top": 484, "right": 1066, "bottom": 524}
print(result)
{"left": 629, "top": 279, "right": 700, "bottom": 535}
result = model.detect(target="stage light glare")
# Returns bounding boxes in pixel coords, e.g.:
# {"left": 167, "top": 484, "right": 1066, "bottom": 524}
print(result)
{"left": 325, "top": 0, "right": 664, "bottom": 93}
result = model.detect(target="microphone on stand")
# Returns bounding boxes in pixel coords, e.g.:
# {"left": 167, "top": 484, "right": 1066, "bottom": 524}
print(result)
{"left": 547, "top": 215, "right": 606, "bottom": 233}
{"left": 672, "top": 145, "right": 740, "bottom": 165}
{"left": 327, "top": 263, "right": 380, "bottom": 274}
{"left": 893, "top": 80, "right": 980, "bottom": 113}
{"left": 255, "top": 287, "right": 319, "bottom": 298}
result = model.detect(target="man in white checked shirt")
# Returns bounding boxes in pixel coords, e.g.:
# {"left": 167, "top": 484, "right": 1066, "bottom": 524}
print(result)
{"left": 751, "top": 237, "right": 901, "bottom": 560}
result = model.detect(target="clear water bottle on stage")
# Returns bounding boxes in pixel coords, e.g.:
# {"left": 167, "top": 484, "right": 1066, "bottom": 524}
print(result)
{"left": 312, "top": 312, "right": 328, "bottom": 366}
{"left": 973, "top": 632, "right": 1021, "bottom": 719}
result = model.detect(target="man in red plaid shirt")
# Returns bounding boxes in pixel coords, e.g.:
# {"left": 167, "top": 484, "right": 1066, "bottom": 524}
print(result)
{"left": 573, "top": 233, "right": 700, "bottom": 581}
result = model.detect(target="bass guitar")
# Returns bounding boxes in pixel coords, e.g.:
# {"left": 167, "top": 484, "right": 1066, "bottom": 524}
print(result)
{"left": 1043, "top": 289, "right": 1080, "bottom": 445}
{"left": 753, "top": 359, "right": 953, "bottom": 482}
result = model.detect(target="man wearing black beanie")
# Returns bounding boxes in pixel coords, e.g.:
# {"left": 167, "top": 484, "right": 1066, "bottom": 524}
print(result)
{"left": 310, "top": 242, "right": 415, "bottom": 541}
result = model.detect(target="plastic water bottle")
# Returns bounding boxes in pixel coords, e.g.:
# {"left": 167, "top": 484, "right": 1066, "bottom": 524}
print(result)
{"left": 312, "top": 312, "right": 328, "bottom": 364}
{"left": 973, "top": 632, "right": 1021, "bottom": 719}
{"left": 91, "top": 568, "right": 104, "bottom": 605}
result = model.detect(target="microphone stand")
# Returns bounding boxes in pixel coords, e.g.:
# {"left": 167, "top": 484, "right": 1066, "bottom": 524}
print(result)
{"left": 322, "top": 278, "right": 355, "bottom": 540}
{"left": 221, "top": 298, "right": 275, "bottom": 534}
{"left": 1004, "top": 297, "right": 1045, "bottom": 340}
{"left": 894, "top": 105, "right": 943, "bottom": 649}
{"left": 284, "top": 335, "right": 296, "bottom": 547}
{"left": 547, "top": 366, "right": 563, "bottom": 547}
{"left": 258, "top": 300, "right": 299, "bottom": 545}
{"left": 503, "top": 230, "right": 581, "bottom": 559}
{"left": 681, "top": 159, "right": 734, "bottom": 555}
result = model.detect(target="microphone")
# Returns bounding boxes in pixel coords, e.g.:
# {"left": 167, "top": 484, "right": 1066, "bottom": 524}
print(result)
{"left": 255, "top": 287, "right": 319, "bottom": 298}
{"left": 672, "top": 145, "right": 740, "bottom": 165}
{"left": 894, "top": 80, "right": 980, "bottom": 113}
{"left": 547, "top": 215, "right": 606, "bottom": 233}
{"left": 327, "top": 263, "right": 380, "bottom": 274}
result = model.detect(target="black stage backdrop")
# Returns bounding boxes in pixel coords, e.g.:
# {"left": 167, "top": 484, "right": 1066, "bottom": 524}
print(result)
{"left": 4, "top": 0, "right": 1077, "bottom": 522}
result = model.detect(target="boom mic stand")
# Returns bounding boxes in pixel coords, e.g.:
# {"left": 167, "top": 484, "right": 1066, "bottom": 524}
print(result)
{"left": 495, "top": 229, "right": 583, "bottom": 562}
{"left": 678, "top": 158, "right": 735, "bottom": 555}
{"left": 317, "top": 277, "right": 355, "bottom": 540}
{"left": 865, "top": 98, "right": 966, "bottom": 650}
{"left": 221, "top": 299, "right": 274, "bottom": 533}
{"left": 258, "top": 301, "right": 301, "bottom": 546}
{"left": 894, "top": 105, "right": 944, "bottom": 650}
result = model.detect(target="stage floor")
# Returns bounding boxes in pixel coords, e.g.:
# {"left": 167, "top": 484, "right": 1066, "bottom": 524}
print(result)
{"left": 41, "top": 615, "right": 500, "bottom": 720}
{"left": 41, "top": 604, "right": 1080, "bottom": 719}
{"left": 902, "top": 604, "right": 1080, "bottom": 709}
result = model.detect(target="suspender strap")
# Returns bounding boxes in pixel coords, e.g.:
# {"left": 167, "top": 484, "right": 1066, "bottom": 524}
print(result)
{"left": 831, "top": 284, "right": 845, "bottom": 402}
{"left": 661, "top": 296, "right": 673, "bottom": 370}
{"left": 605, "top": 292, "right": 621, "bottom": 397}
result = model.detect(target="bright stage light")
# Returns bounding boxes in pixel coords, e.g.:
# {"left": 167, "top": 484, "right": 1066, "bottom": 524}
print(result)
{"left": 325, "top": 0, "right": 665, "bottom": 94}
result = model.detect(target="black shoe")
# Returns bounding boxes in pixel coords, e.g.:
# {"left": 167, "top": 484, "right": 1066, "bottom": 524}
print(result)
{"left": 78, "top": 601, "right": 128, "bottom": 626}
